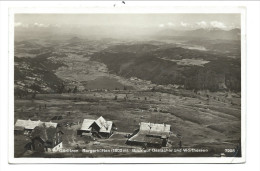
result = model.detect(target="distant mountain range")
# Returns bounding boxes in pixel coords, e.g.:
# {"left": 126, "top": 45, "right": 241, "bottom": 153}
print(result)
{"left": 157, "top": 28, "right": 241, "bottom": 40}
{"left": 15, "top": 25, "right": 241, "bottom": 41}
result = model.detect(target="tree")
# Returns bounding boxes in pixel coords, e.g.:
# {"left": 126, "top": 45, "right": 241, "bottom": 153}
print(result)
{"left": 30, "top": 83, "right": 41, "bottom": 93}
{"left": 57, "top": 83, "right": 65, "bottom": 94}
{"left": 32, "top": 92, "right": 36, "bottom": 99}
{"left": 73, "top": 86, "right": 78, "bottom": 94}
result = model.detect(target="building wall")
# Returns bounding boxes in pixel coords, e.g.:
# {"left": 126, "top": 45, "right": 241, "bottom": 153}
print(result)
{"left": 126, "top": 140, "right": 144, "bottom": 147}
{"left": 99, "top": 132, "right": 111, "bottom": 138}
{"left": 24, "top": 129, "right": 32, "bottom": 135}
{"left": 126, "top": 140, "right": 163, "bottom": 148}
{"left": 56, "top": 132, "right": 63, "bottom": 145}
{"left": 77, "top": 130, "right": 91, "bottom": 136}
{"left": 32, "top": 138, "right": 45, "bottom": 152}
{"left": 47, "top": 142, "right": 63, "bottom": 152}
{"left": 126, "top": 137, "right": 168, "bottom": 148}
{"left": 162, "top": 138, "right": 168, "bottom": 147}
{"left": 52, "top": 142, "right": 63, "bottom": 152}
{"left": 91, "top": 122, "right": 101, "bottom": 132}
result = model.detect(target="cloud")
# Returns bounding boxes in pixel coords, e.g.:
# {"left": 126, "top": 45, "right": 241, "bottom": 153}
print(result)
{"left": 15, "top": 22, "right": 62, "bottom": 29}
{"left": 14, "top": 22, "right": 22, "bottom": 27}
{"left": 159, "top": 24, "right": 165, "bottom": 28}
{"left": 14, "top": 22, "right": 29, "bottom": 28}
{"left": 54, "top": 24, "right": 61, "bottom": 28}
{"left": 180, "top": 22, "right": 189, "bottom": 27}
{"left": 196, "top": 21, "right": 208, "bottom": 28}
{"left": 157, "top": 20, "right": 236, "bottom": 31}
{"left": 210, "top": 21, "right": 227, "bottom": 29}
{"left": 167, "top": 22, "right": 175, "bottom": 27}
{"left": 195, "top": 21, "right": 231, "bottom": 30}
{"left": 158, "top": 20, "right": 233, "bottom": 30}
{"left": 34, "top": 22, "right": 49, "bottom": 28}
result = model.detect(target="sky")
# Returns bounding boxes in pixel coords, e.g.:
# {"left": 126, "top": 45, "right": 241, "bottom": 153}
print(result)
{"left": 15, "top": 13, "right": 241, "bottom": 31}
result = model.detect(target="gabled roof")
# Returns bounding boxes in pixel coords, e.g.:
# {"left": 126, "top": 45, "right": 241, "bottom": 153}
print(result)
{"left": 14, "top": 126, "right": 25, "bottom": 131}
{"left": 99, "top": 121, "right": 113, "bottom": 133}
{"left": 15, "top": 119, "right": 57, "bottom": 130}
{"left": 80, "top": 116, "right": 113, "bottom": 133}
{"left": 44, "top": 121, "right": 58, "bottom": 128}
{"left": 128, "top": 133, "right": 163, "bottom": 145}
{"left": 139, "top": 122, "right": 171, "bottom": 137}
{"left": 127, "top": 122, "right": 171, "bottom": 144}
{"left": 15, "top": 119, "right": 42, "bottom": 130}
{"left": 80, "top": 119, "right": 95, "bottom": 131}
{"left": 95, "top": 116, "right": 108, "bottom": 129}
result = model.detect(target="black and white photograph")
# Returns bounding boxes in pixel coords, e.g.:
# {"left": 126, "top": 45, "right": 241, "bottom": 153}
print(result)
{"left": 7, "top": 4, "right": 248, "bottom": 164}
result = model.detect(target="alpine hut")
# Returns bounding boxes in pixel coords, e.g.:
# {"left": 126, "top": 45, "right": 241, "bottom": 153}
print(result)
{"left": 126, "top": 122, "right": 171, "bottom": 148}
{"left": 77, "top": 116, "right": 115, "bottom": 138}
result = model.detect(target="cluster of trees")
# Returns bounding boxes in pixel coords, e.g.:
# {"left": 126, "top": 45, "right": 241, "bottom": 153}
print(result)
{"left": 114, "top": 86, "right": 128, "bottom": 91}
{"left": 14, "top": 88, "right": 29, "bottom": 98}
{"left": 14, "top": 88, "right": 37, "bottom": 99}
{"left": 56, "top": 83, "right": 78, "bottom": 94}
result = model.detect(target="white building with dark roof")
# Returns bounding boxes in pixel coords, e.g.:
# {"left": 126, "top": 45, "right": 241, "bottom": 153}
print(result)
{"left": 126, "top": 122, "right": 172, "bottom": 148}
{"left": 77, "top": 116, "right": 115, "bottom": 138}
